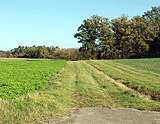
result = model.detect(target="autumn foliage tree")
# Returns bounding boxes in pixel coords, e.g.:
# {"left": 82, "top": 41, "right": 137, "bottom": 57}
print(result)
{"left": 142, "top": 6, "right": 160, "bottom": 57}
{"left": 75, "top": 6, "right": 160, "bottom": 59}
{"left": 111, "top": 14, "right": 134, "bottom": 59}
{"left": 97, "top": 16, "right": 114, "bottom": 59}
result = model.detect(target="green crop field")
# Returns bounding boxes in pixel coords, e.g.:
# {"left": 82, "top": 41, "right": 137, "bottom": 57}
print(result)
{"left": 0, "top": 60, "right": 67, "bottom": 99}
{"left": 0, "top": 58, "right": 160, "bottom": 124}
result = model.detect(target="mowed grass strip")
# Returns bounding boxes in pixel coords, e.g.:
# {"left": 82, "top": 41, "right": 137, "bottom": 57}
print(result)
{"left": 1, "top": 61, "right": 160, "bottom": 123}
{"left": 114, "top": 58, "right": 160, "bottom": 74}
{"left": 86, "top": 60, "right": 160, "bottom": 101}
{"left": 0, "top": 60, "right": 67, "bottom": 99}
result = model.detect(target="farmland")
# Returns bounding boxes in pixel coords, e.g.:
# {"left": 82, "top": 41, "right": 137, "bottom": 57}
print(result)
{"left": 0, "top": 59, "right": 67, "bottom": 99}
{"left": 113, "top": 58, "right": 160, "bottom": 74}
{"left": 0, "top": 58, "right": 160, "bottom": 123}
{"left": 86, "top": 58, "right": 160, "bottom": 101}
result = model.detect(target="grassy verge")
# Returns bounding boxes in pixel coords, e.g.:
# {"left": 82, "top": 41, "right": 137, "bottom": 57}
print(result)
{"left": 86, "top": 59, "right": 160, "bottom": 101}
{"left": 1, "top": 60, "right": 160, "bottom": 123}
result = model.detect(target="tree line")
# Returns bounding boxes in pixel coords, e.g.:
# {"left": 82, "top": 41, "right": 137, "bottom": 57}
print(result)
{"left": 1, "top": 6, "right": 159, "bottom": 60}
{"left": 0, "top": 45, "right": 81, "bottom": 60}
{"left": 74, "top": 6, "right": 160, "bottom": 59}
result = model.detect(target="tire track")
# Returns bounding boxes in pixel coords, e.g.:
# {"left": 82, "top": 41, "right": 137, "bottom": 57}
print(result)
{"left": 93, "top": 60, "right": 160, "bottom": 84}
{"left": 85, "top": 61, "right": 152, "bottom": 101}
{"left": 87, "top": 60, "right": 160, "bottom": 101}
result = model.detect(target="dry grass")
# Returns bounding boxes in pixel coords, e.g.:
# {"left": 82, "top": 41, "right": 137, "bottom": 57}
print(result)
{"left": 0, "top": 60, "right": 160, "bottom": 123}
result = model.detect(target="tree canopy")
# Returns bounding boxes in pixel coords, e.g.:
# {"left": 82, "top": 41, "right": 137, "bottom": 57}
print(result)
{"left": 74, "top": 6, "right": 160, "bottom": 59}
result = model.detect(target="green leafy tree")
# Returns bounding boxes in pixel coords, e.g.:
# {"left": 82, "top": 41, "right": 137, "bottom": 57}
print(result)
{"left": 26, "top": 46, "right": 37, "bottom": 58}
{"left": 142, "top": 6, "right": 160, "bottom": 57}
{"left": 98, "top": 18, "right": 114, "bottom": 59}
{"left": 129, "top": 15, "right": 150, "bottom": 57}
{"left": 74, "top": 15, "right": 99, "bottom": 59}
{"left": 39, "top": 45, "right": 49, "bottom": 58}
{"left": 111, "top": 14, "right": 134, "bottom": 59}
{"left": 74, "top": 14, "right": 113, "bottom": 59}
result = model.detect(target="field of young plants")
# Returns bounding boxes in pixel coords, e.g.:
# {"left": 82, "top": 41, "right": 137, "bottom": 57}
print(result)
{"left": 0, "top": 59, "right": 67, "bottom": 99}
{"left": 0, "top": 58, "right": 160, "bottom": 124}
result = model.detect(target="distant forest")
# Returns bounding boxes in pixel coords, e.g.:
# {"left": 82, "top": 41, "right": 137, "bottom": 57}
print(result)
{"left": 0, "top": 46, "right": 80, "bottom": 60}
{"left": 1, "top": 6, "right": 160, "bottom": 60}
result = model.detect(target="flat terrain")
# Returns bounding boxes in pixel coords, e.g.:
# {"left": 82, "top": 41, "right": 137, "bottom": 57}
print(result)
{"left": 0, "top": 59, "right": 160, "bottom": 123}
{"left": 0, "top": 60, "right": 67, "bottom": 99}
{"left": 86, "top": 59, "right": 160, "bottom": 101}
{"left": 114, "top": 58, "right": 160, "bottom": 74}
{"left": 41, "top": 107, "right": 160, "bottom": 124}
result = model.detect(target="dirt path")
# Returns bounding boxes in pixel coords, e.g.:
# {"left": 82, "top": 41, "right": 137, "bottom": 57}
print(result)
{"left": 35, "top": 107, "right": 160, "bottom": 124}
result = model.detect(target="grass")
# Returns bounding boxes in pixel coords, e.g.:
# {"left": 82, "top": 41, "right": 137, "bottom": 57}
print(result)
{"left": 86, "top": 59, "right": 160, "bottom": 101}
{"left": 114, "top": 58, "right": 160, "bottom": 74}
{"left": 0, "top": 59, "right": 160, "bottom": 123}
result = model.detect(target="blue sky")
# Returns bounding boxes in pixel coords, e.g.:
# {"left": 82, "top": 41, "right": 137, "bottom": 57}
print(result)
{"left": 0, "top": 0, "right": 159, "bottom": 51}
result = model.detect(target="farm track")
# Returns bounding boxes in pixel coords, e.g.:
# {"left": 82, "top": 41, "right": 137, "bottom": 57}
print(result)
{"left": 36, "top": 61, "right": 160, "bottom": 124}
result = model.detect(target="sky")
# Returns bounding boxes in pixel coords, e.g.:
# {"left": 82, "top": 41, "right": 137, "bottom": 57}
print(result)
{"left": 0, "top": 0, "right": 159, "bottom": 51}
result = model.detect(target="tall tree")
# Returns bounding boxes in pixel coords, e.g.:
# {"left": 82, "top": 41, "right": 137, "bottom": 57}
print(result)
{"left": 129, "top": 15, "right": 150, "bottom": 57}
{"left": 74, "top": 14, "right": 113, "bottom": 59}
{"left": 74, "top": 15, "right": 99, "bottom": 59}
{"left": 142, "top": 6, "right": 160, "bottom": 57}
{"left": 111, "top": 14, "right": 133, "bottom": 59}
{"left": 97, "top": 17, "right": 114, "bottom": 59}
